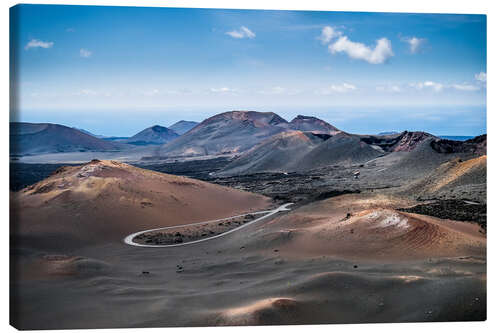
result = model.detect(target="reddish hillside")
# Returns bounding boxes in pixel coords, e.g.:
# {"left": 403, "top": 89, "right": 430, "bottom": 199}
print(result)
{"left": 10, "top": 160, "right": 271, "bottom": 250}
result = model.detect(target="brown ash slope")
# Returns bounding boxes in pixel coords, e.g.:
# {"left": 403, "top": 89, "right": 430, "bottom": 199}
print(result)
{"left": 10, "top": 122, "right": 119, "bottom": 155}
{"left": 10, "top": 154, "right": 486, "bottom": 329}
{"left": 10, "top": 159, "right": 270, "bottom": 251}
{"left": 11, "top": 191, "right": 485, "bottom": 329}
{"left": 239, "top": 193, "right": 485, "bottom": 261}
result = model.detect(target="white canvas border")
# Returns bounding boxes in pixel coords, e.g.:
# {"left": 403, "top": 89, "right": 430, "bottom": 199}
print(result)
{"left": 1, "top": 1, "right": 497, "bottom": 333}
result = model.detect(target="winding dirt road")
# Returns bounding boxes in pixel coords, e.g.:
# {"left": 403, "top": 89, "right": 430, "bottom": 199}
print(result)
{"left": 124, "top": 203, "right": 294, "bottom": 248}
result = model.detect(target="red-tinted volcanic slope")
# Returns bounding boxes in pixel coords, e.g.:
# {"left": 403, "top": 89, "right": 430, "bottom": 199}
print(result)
{"left": 10, "top": 160, "right": 271, "bottom": 250}
{"left": 240, "top": 193, "right": 485, "bottom": 261}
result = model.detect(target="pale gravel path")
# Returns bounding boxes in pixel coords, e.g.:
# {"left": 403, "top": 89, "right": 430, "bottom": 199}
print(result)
{"left": 124, "top": 203, "right": 293, "bottom": 248}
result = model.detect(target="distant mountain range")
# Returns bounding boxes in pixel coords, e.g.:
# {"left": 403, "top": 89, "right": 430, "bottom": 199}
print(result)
{"left": 10, "top": 112, "right": 486, "bottom": 176}
{"left": 74, "top": 122, "right": 199, "bottom": 144}
{"left": 157, "top": 111, "right": 344, "bottom": 158}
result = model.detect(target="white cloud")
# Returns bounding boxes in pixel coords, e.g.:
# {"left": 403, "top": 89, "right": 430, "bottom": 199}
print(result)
{"left": 423, "top": 81, "right": 443, "bottom": 92}
{"left": 452, "top": 84, "right": 480, "bottom": 91}
{"left": 143, "top": 89, "right": 160, "bottom": 96}
{"left": 259, "top": 86, "right": 286, "bottom": 95}
{"left": 376, "top": 85, "right": 402, "bottom": 93}
{"left": 210, "top": 87, "right": 236, "bottom": 93}
{"left": 411, "top": 81, "right": 444, "bottom": 92}
{"left": 80, "top": 49, "right": 92, "bottom": 58}
{"left": 475, "top": 72, "right": 487, "bottom": 83}
{"left": 226, "top": 26, "right": 255, "bottom": 39}
{"left": 318, "top": 26, "right": 342, "bottom": 44}
{"left": 318, "top": 83, "right": 357, "bottom": 94}
{"left": 25, "top": 39, "right": 54, "bottom": 50}
{"left": 76, "top": 89, "right": 98, "bottom": 96}
{"left": 402, "top": 36, "right": 426, "bottom": 54}
{"left": 328, "top": 36, "right": 394, "bottom": 64}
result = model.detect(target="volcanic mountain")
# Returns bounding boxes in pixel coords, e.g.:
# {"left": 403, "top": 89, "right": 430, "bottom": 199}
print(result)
{"left": 430, "top": 134, "right": 486, "bottom": 155}
{"left": 358, "top": 131, "right": 437, "bottom": 153}
{"left": 10, "top": 160, "right": 271, "bottom": 251}
{"left": 300, "top": 132, "right": 383, "bottom": 168}
{"left": 217, "top": 130, "right": 482, "bottom": 177}
{"left": 10, "top": 122, "right": 118, "bottom": 155}
{"left": 289, "top": 115, "right": 339, "bottom": 133}
{"left": 157, "top": 111, "right": 290, "bottom": 158}
{"left": 216, "top": 131, "right": 327, "bottom": 176}
{"left": 362, "top": 133, "right": 487, "bottom": 183}
{"left": 218, "top": 131, "right": 383, "bottom": 176}
{"left": 169, "top": 120, "right": 199, "bottom": 135}
{"left": 125, "top": 125, "right": 179, "bottom": 145}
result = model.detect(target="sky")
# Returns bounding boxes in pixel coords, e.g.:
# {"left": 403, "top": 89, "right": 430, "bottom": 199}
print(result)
{"left": 10, "top": 5, "right": 486, "bottom": 136}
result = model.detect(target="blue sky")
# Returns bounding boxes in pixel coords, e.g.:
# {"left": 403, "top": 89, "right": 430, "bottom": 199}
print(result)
{"left": 10, "top": 5, "right": 486, "bottom": 136}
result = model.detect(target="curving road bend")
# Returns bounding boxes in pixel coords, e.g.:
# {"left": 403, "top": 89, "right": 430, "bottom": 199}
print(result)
{"left": 124, "top": 203, "right": 294, "bottom": 248}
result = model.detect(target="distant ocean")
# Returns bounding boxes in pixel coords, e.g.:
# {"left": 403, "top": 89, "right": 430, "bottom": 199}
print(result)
{"left": 439, "top": 136, "right": 474, "bottom": 141}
